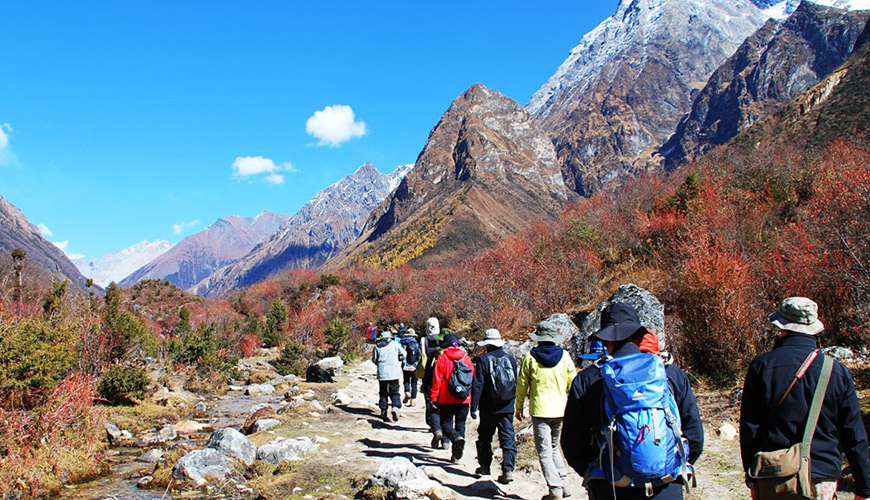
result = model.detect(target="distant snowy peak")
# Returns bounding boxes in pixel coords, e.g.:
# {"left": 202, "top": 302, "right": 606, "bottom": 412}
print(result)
{"left": 387, "top": 164, "right": 413, "bottom": 193}
{"left": 73, "top": 240, "right": 174, "bottom": 287}
{"left": 761, "top": 0, "right": 870, "bottom": 19}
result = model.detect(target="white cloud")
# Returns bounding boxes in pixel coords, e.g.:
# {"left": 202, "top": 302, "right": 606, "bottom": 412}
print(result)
{"left": 0, "top": 124, "right": 11, "bottom": 150}
{"left": 173, "top": 219, "right": 201, "bottom": 235}
{"left": 305, "top": 105, "right": 367, "bottom": 147}
{"left": 231, "top": 156, "right": 296, "bottom": 184}
{"left": 68, "top": 252, "right": 85, "bottom": 260}
{"left": 52, "top": 240, "right": 69, "bottom": 250}
{"left": 264, "top": 173, "right": 284, "bottom": 185}
{"left": 37, "top": 223, "right": 53, "bottom": 238}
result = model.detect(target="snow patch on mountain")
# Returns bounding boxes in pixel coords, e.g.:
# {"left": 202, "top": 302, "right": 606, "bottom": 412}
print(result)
{"left": 387, "top": 164, "right": 413, "bottom": 193}
{"left": 762, "top": 0, "right": 870, "bottom": 19}
{"left": 73, "top": 240, "right": 174, "bottom": 287}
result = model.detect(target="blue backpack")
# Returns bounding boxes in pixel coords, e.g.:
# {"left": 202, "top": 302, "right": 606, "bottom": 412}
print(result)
{"left": 593, "top": 353, "right": 692, "bottom": 495}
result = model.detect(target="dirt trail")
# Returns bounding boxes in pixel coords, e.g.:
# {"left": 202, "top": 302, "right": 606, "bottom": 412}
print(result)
{"left": 337, "top": 360, "right": 586, "bottom": 499}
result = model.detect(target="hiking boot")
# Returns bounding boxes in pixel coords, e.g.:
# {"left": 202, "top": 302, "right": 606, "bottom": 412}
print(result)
{"left": 451, "top": 437, "right": 465, "bottom": 461}
{"left": 431, "top": 432, "right": 444, "bottom": 449}
{"left": 541, "top": 487, "right": 563, "bottom": 500}
{"left": 497, "top": 470, "right": 513, "bottom": 484}
{"left": 474, "top": 466, "right": 490, "bottom": 476}
{"left": 380, "top": 410, "right": 389, "bottom": 422}
{"left": 408, "top": 397, "right": 415, "bottom": 407}
{"left": 403, "top": 392, "right": 411, "bottom": 405}
{"left": 391, "top": 408, "right": 399, "bottom": 422}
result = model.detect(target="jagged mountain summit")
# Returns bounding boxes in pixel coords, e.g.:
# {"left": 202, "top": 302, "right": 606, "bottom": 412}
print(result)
{"left": 331, "top": 84, "right": 571, "bottom": 271}
{"left": 527, "top": 0, "right": 773, "bottom": 196}
{"left": 120, "top": 210, "right": 289, "bottom": 290}
{"left": 193, "top": 163, "right": 412, "bottom": 297}
{"left": 760, "top": 0, "right": 870, "bottom": 19}
{"left": 72, "top": 240, "right": 174, "bottom": 288}
{"left": 0, "top": 195, "right": 92, "bottom": 292}
{"left": 661, "top": 2, "right": 870, "bottom": 169}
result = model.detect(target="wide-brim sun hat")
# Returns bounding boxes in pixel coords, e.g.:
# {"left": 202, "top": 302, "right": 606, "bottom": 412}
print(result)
{"left": 529, "top": 320, "right": 566, "bottom": 343}
{"left": 404, "top": 328, "right": 418, "bottom": 338}
{"left": 477, "top": 328, "right": 505, "bottom": 347}
{"left": 378, "top": 330, "right": 394, "bottom": 340}
{"left": 590, "top": 302, "right": 648, "bottom": 343}
{"left": 769, "top": 297, "right": 824, "bottom": 335}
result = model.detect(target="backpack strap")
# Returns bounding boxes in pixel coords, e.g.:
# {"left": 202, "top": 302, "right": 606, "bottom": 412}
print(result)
{"left": 801, "top": 354, "right": 833, "bottom": 464}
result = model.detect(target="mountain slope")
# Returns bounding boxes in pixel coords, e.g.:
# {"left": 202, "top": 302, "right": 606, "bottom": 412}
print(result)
{"left": 72, "top": 240, "right": 174, "bottom": 288}
{"left": 331, "top": 84, "right": 570, "bottom": 271}
{"left": 120, "top": 210, "right": 288, "bottom": 290}
{"left": 731, "top": 17, "right": 870, "bottom": 146}
{"left": 661, "top": 2, "right": 870, "bottom": 169}
{"left": 528, "top": 0, "right": 771, "bottom": 196}
{"left": 192, "top": 163, "right": 412, "bottom": 297}
{"left": 0, "top": 195, "right": 92, "bottom": 292}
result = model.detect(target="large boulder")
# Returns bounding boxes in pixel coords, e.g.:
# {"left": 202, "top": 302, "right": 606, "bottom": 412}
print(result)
{"left": 570, "top": 284, "right": 665, "bottom": 362}
{"left": 244, "top": 383, "right": 276, "bottom": 396}
{"left": 242, "top": 406, "right": 279, "bottom": 435}
{"left": 316, "top": 356, "right": 344, "bottom": 374}
{"left": 369, "top": 457, "right": 453, "bottom": 500}
{"left": 257, "top": 436, "right": 319, "bottom": 464}
{"left": 206, "top": 428, "right": 257, "bottom": 466}
{"left": 172, "top": 449, "right": 235, "bottom": 487}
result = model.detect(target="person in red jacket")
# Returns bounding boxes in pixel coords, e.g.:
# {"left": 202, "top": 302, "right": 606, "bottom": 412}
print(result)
{"left": 430, "top": 333, "right": 474, "bottom": 464}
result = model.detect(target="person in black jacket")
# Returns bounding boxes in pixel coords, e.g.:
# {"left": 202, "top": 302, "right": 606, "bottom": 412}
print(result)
{"left": 740, "top": 297, "right": 870, "bottom": 500}
{"left": 470, "top": 328, "right": 518, "bottom": 484}
{"left": 562, "top": 302, "right": 704, "bottom": 500}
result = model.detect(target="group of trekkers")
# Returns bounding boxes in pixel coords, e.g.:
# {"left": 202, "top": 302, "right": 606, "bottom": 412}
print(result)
{"left": 368, "top": 296, "right": 870, "bottom": 500}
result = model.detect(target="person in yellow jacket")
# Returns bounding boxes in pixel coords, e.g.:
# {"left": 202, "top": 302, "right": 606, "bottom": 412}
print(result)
{"left": 516, "top": 320, "right": 577, "bottom": 500}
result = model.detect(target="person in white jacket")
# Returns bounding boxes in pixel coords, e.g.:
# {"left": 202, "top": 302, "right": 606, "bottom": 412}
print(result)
{"left": 372, "top": 329, "right": 407, "bottom": 422}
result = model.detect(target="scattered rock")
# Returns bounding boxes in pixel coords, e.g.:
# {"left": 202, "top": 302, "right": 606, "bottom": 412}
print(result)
{"left": 242, "top": 406, "right": 279, "bottom": 435}
{"left": 250, "top": 403, "right": 273, "bottom": 414}
{"left": 173, "top": 420, "right": 212, "bottom": 435}
{"left": 229, "top": 385, "right": 245, "bottom": 391}
{"left": 136, "top": 449, "right": 165, "bottom": 463}
{"left": 718, "top": 423, "right": 738, "bottom": 441}
{"left": 309, "top": 400, "right": 325, "bottom": 412}
{"left": 206, "top": 427, "right": 257, "bottom": 466}
{"left": 252, "top": 418, "right": 282, "bottom": 433}
{"left": 136, "top": 475, "right": 154, "bottom": 488}
{"left": 194, "top": 401, "right": 207, "bottom": 418}
{"left": 317, "top": 356, "right": 344, "bottom": 374}
{"left": 105, "top": 423, "right": 122, "bottom": 445}
{"left": 332, "top": 391, "right": 354, "bottom": 405}
{"left": 257, "top": 436, "right": 319, "bottom": 464}
{"left": 137, "top": 424, "right": 178, "bottom": 447}
{"left": 245, "top": 383, "right": 276, "bottom": 396}
{"left": 314, "top": 436, "right": 330, "bottom": 444}
{"left": 543, "top": 312, "right": 581, "bottom": 346}
{"left": 369, "top": 457, "right": 453, "bottom": 500}
{"left": 172, "top": 449, "right": 235, "bottom": 487}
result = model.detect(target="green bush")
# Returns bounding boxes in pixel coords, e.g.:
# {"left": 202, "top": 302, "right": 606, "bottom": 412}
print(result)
{"left": 98, "top": 364, "right": 149, "bottom": 405}
{"left": 0, "top": 318, "right": 77, "bottom": 408}
{"left": 273, "top": 341, "right": 306, "bottom": 376}
{"left": 169, "top": 324, "right": 219, "bottom": 366}
{"left": 324, "top": 317, "right": 350, "bottom": 355}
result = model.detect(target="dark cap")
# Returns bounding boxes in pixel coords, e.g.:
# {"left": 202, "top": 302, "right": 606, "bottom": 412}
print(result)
{"left": 590, "top": 302, "right": 647, "bottom": 342}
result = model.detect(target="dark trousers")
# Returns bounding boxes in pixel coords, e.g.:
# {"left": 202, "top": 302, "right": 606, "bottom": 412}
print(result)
{"left": 439, "top": 403, "right": 469, "bottom": 443}
{"left": 378, "top": 379, "right": 401, "bottom": 410}
{"left": 403, "top": 370, "right": 418, "bottom": 398}
{"left": 587, "top": 481, "right": 683, "bottom": 499}
{"left": 476, "top": 412, "right": 517, "bottom": 472}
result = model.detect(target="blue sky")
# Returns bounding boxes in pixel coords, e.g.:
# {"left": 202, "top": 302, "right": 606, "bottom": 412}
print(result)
{"left": 0, "top": 1, "right": 615, "bottom": 259}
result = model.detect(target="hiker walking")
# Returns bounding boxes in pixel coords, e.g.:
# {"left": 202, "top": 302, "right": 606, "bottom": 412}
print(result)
{"left": 562, "top": 302, "right": 703, "bottom": 500}
{"left": 421, "top": 317, "right": 446, "bottom": 443}
{"left": 372, "top": 329, "right": 406, "bottom": 422}
{"left": 516, "top": 320, "right": 577, "bottom": 500}
{"left": 740, "top": 297, "right": 870, "bottom": 500}
{"left": 471, "top": 328, "right": 518, "bottom": 484}
{"left": 430, "top": 332, "right": 474, "bottom": 463}
{"left": 400, "top": 328, "right": 421, "bottom": 406}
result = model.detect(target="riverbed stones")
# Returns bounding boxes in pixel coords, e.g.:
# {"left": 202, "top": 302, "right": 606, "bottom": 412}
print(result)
{"left": 245, "top": 382, "right": 276, "bottom": 396}
{"left": 194, "top": 401, "right": 207, "bottom": 417}
{"left": 172, "top": 448, "right": 235, "bottom": 486}
{"left": 257, "top": 436, "right": 319, "bottom": 464}
{"left": 105, "top": 423, "right": 122, "bottom": 445}
{"left": 252, "top": 418, "right": 282, "bottom": 433}
{"left": 206, "top": 428, "right": 257, "bottom": 466}
{"left": 136, "top": 448, "right": 165, "bottom": 463}
{"left": 242, "top": 406, "right": 279, "bottom": 435}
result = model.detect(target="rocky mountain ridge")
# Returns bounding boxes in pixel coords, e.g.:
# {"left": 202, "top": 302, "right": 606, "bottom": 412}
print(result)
{"left": 192, "top": 163, "right": 412, "bottom": 297}
{"left": 0, "top": 195, "right": 92, "bottom": 292}
{"left": 527, "top": 0, "right": 772, "bottom": 197}
{"left": 660, "top": 2, "right": 870, "bottom": 169}
{"left": 331, "top": 84, "right": 571, "bottom": 271}
{"left": 120, "top": 210, "right": 289, "bottom": 290}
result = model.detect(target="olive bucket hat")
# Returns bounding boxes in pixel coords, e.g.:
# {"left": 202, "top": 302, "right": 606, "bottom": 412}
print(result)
{"left": 769, "top": 297, "right": 824, "bottom": 335}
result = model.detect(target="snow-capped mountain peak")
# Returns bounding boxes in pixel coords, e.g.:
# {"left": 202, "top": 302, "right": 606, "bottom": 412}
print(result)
{"left": 72, "top": 240, "right": 174, "bottom": 287}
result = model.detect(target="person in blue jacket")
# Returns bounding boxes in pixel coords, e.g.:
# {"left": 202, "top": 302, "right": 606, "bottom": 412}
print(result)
{"left": 740, "top": 297, "right": 870, "bottom": 500}
{"left": 562, "top": 302, "right": 704, "bottom": 499}
{"left": 470, "top": 328, "right": 518, "bottom": 484}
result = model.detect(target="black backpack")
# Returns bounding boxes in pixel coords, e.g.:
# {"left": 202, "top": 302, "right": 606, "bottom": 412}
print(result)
{"left": 447, "top": 358, "right": 473, "bottom": 400}
{"left": 401, "top": 337, "right": 421, "bottom": 366}
{"left": 487, "top": 355, "right": 517, "bottom": 403}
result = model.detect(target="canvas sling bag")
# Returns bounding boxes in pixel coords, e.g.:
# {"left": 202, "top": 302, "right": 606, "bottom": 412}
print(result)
{"left": 748, "top": 350, "right": 833, "bottom": 499}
